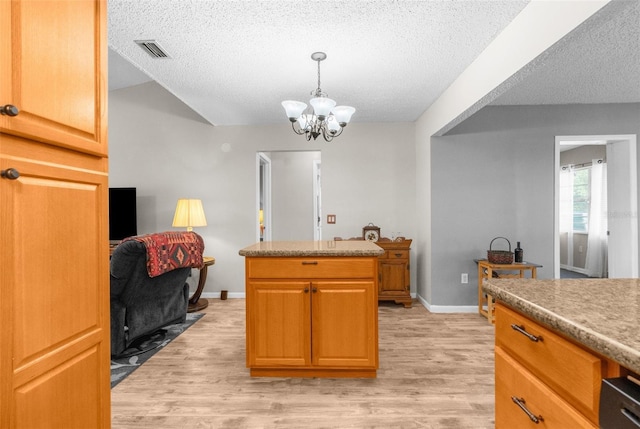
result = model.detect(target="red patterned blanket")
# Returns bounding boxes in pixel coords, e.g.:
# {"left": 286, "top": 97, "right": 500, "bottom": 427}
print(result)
{"left": 123, "top": 231, "right": 204, "bottom": 278}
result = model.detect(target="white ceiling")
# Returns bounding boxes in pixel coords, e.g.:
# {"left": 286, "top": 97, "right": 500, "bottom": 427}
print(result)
{"left": 107, "top": 0, "right": 640, "bottom": 128}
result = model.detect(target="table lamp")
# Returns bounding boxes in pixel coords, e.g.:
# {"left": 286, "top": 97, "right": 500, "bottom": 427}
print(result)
{"left": 172, "top": 198, "right": 207, "bottom": 231}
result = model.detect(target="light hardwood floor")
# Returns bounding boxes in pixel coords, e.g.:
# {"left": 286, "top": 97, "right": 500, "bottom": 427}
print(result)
{"left": 111, "top": 299, "right": 495, "bottom": 428}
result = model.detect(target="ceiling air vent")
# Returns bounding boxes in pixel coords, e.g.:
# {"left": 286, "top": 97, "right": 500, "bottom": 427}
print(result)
{"left": 134, "top": 40, "right": 170, "bottom": 58}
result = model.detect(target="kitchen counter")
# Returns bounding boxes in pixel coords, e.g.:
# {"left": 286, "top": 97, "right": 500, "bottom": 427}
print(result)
{"left": 483, "top": 278, "right": 640, "bottom": 374}
{"left": 239, "top": 240, "right": 384, "bottom": 257}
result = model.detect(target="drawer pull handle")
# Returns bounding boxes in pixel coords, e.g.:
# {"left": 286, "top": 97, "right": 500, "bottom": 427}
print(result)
{"left": 394, "top": 253, "right": 403, "bottom": 257}
{"left": 511, "top": 396, "right": 543, "bottom": 424}
{"left": 301, "top": 261, "right": 318, "bottom": 265}
{"left": 511, "top": 324, "right": 542, "bottom": 342}
{"left": 621, "top": 407, "right": 640, "bottom": 427}
{"left": 304, "top": 287, "right": 309, "bottom": 293}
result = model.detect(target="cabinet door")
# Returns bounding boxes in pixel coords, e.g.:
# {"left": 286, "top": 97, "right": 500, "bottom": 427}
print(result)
{"left": 379, "top": 259, "right": 408, "bottom": 295}
{"left": 0, "top": 0, "right": 107, "bottom": 156}
{"left": 0, "top": 136, "right": 110, "bottom": 428}
{"left": 311, "top": 281, "right": 378, "bottom": 368}
{"left": 246, "top": 281, "right": 311, "bottom": 367}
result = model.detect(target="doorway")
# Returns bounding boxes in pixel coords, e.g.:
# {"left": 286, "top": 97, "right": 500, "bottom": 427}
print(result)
{"left": 257, "top": 152, "right": 271, "bottom": 242}
{"left": 256, "top": 151, "right": 321, "bottom": 241}
{"left": 554, "top": 135, "right": 638, "bottom": 278}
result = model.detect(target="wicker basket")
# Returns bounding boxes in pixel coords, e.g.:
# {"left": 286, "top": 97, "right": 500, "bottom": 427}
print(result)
{"left": 487, "top": 237, "right": 514, "bottom": 264}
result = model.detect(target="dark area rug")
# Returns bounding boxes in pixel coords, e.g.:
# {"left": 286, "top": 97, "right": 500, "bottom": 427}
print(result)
{"left": 110, "top": 312, "right": 204, "bottom": 388}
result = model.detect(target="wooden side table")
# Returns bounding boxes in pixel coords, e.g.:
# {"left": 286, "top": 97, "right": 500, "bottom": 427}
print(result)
{"left": 188, "top": 256, "right": 215, "bottom": 312}
{"left": 475, "top": 259, "right": 541, "bottom": 324}
{"left": 376, "top": 239, "right": 412, "bottom": 308}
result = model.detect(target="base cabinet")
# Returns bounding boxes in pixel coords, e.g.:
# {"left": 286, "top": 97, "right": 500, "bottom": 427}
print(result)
{"left": 494, "top": 303, "right": 619, "bottom": 428}
{"left": 245, "top": 257, "right": 379, "bottom": 377}
{"left": 376, "top": 239, "right": 412, "bottom": 307}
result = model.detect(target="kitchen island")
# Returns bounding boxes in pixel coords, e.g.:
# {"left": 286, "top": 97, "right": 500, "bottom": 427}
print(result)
{"left": 484, "top": 278, "right": 640, "bottom": 427}
{"left": 239, "top": 240, "right": 384, "bottom": 378}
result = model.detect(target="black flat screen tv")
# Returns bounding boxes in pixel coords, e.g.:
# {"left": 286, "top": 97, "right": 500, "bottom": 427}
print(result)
{"left": 109, "top": 187, "right": 137, "bottom": 242}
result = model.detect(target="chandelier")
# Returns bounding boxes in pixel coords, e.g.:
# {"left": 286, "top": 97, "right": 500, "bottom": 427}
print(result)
{"left": 282, "top": 52, "right": 356, "bottom": 142}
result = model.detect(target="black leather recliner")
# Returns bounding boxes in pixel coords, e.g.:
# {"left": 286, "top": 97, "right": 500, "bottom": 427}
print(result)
{"left": 110, "top": 238, "right": 194, "bottom": 357}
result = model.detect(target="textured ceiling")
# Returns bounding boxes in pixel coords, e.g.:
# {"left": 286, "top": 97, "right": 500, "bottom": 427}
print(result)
{"left": 491, "top": 0, "right": 640, "bottom": 106}
{"left": 107, "top": 0, "right": 640, "bottom": 127}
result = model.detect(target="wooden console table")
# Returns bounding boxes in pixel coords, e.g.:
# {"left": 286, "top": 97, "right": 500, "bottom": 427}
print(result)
{"left": 188, "top": 256, "right": 215, "bottom": 312}
{"left": 475, "top": 259, "right": 541, "bottom": 324}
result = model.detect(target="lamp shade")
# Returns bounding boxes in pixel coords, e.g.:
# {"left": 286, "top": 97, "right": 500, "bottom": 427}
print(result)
{"left": 332, "top": 106, "right": 356, "bottom": 125}
{"left": 310, "top": 97, "right": 336, "bottom": 119}
{"left": 172, "top": 199, "right": 207, "bottom": 231}
{"left": 326, "top": 116, "right": 341, "bottom": 134}
{"left": 281, "top": 100, "right": 307, "bottom": 121}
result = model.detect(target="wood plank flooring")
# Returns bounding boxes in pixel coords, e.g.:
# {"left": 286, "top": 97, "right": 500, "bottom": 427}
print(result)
{"left": 111, "top": 299, "right": 495, "bottom": 428}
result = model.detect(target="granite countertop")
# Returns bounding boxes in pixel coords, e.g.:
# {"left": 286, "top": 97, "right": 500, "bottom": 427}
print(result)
{"left": 483, "top": 278, "right": 640, "bottom": 374}
{"left": 238, "top": 240, "right": 385, "bottom": 257}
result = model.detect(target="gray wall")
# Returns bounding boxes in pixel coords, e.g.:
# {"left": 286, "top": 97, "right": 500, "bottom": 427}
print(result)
{"left": 430, "top": 103, "right": 640, "bottom": 306}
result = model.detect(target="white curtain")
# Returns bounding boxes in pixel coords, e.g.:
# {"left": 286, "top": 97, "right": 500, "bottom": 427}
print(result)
{"left": 559, "top": 165, "right": 574, "bottom": 265}
{"left": 585, "top": 159, "right": 608, "bottom": 278}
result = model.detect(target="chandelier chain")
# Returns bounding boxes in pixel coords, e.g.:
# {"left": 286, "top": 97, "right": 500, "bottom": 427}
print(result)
{"left": 317, "top": 59, "right": 322, "bottom": 96}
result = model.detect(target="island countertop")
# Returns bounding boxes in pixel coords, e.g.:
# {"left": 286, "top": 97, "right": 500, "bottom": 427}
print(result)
{"left": 238, "top": 240, "right": 385, "bottom": 257}
{"left": 483, "top": 278, "right": 640, "bottom": 374}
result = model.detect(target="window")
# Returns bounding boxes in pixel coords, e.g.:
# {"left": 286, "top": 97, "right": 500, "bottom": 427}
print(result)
{"left": 572, "top": 167, "right": 591, "bottom": 232}
{"left": 559, "top": 165, "right": 592, "bottom": 233}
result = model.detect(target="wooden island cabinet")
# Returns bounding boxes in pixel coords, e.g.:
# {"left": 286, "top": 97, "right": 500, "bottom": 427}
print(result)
{"left": 240, "top": 241, "right": 383, "bottom": 378}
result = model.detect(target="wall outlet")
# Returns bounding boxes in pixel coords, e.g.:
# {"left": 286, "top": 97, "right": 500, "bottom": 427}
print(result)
{"left": 461, "top": 273, "right": 468, "bottom": 284}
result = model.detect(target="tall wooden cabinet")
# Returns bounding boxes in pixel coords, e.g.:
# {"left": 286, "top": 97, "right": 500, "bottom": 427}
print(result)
{"left": 376, "top": 239, "right": 412, "bottom": 307}
{"left": 245, "top": 256, "right": 379, "bottom": 378}
{"left": 0, "top": 1, "right": 110, "bottom": 427}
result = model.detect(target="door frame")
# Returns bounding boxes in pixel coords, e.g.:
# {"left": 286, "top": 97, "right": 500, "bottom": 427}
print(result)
{"left": 313, "top": 159, "right": 322, "bottom": 240}
{"left": 554, "top": 134, "right": 638, "bottom": 278}
{"left": 257, "top": 152, "right": 272, "bottom": 242}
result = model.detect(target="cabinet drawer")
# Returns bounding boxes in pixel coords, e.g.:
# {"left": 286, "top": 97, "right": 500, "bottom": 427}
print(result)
{"left": 496, "top": 347, "right": 597, "bottom": 428}
{"left": 495, "top": 304, "right": 603, "bottom": 422}
{"left": 246, "top": 257, "right": 376, "bottom": 279}
{"left": 382, "top": 250, "right": 409, "bottom": 260}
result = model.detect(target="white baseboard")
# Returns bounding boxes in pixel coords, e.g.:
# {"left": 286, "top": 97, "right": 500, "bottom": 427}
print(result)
{"left": 201, "top": 292, "right": 245, "bottom": 299}
{"left": 416, "top": 295, "right": 477, "bottom": 313}
{"left": 201, "top": 292, "right": 476, "bottom": 313}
